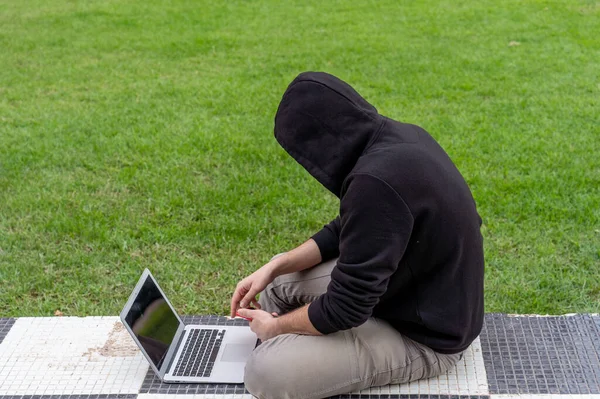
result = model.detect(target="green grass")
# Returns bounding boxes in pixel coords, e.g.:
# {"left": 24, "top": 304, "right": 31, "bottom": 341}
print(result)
{"left": 1, "top": 0, "right": 599, "bottom": 318}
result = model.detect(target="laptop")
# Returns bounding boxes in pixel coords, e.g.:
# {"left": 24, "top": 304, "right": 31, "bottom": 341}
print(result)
{"left": 120, "top": 269, "right": 258, "bottom": 383}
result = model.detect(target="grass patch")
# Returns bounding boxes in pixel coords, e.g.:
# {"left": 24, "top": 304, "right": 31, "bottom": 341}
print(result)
{"left": 1, "top": 0, "right": 598, "bottom": 317}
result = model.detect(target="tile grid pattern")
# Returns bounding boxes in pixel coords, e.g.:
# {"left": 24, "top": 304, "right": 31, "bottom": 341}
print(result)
{"left": 0, "top": 319, "right": 15, "bottom": 345}
{"left": 480, "top": 314, "right": 600, "bottom": 395}
{"left": 140, "top": 373, "right": 245, "bottom": 395}
{"left": 1, "top": 314, "right": 599, "bottom": 398}
{"left": 141, "top": 316, "right": 489, "bottom": 398}
{"left": 0, "top": 396, "right": 137, "bottom": 399}
{"left": 0, "top": 317, "right": 148, "bottom": 395}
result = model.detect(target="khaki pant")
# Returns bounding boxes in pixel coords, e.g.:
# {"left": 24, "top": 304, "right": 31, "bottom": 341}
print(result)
{"left": 244, "top": 257, "right": 462, "bottom": 399}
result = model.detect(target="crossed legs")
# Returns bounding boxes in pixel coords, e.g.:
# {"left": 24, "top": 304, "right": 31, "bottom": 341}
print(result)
{"left": 243, "top": 257, "right": 461, "bottom": 399}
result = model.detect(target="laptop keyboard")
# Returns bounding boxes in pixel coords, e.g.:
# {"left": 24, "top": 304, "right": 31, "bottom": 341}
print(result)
{"left": 173, "top": 328, "right": 226, "bottom": 377}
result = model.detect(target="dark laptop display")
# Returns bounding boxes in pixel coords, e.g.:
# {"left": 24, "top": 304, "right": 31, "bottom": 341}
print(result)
{"left": 124, "top": 276, "right": 180, "bottom": 368}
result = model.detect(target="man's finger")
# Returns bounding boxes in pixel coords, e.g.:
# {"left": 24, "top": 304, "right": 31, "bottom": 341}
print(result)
{"left": 240, "top": 288, "right": 259, "bottom": 308}
{"left": 236, "top": 308, "right": 258, "bottom": 319}
{"left": 230, "top": 298, "right": 239, "bottom": 318}
{"left": 251, "top": 298, "right": 261, "bottom": 309}
{"left": 230, "top": 288, "right": 245, "bottom": 318}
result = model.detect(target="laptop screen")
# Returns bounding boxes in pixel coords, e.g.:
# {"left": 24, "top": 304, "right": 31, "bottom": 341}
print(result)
{"left": 124, "top": 275, "right": 181, "bottom": 370}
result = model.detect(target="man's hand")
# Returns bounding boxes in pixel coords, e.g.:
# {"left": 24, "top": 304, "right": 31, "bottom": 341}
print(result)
{"left": 239, "top": 305, "right": 321, "bottom": 341}
{"left": 237, "top": 308, "right": 281, "bottom": 341}
{"left": 230, "top": 261, "right": 278, "bottom": 318}
{"left": 230, "top": 240, "right": 322, "bottom": 318}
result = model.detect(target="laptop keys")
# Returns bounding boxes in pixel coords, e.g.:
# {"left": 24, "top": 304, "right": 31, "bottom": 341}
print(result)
{"left": 173, "top": 328, "right": 226, "bottom": 377}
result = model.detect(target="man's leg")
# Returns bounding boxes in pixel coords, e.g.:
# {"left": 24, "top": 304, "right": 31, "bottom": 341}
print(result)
{"left": 244, "top": 317, "right": 461, "bottom": 399}
{"left": 247, "top": 256, "right": 461, "bottom": 398}
{"left": 257, "top": 255, "right": 336, "bottom": 315}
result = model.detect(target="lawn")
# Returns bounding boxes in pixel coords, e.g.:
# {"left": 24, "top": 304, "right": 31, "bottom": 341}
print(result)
{"left": 0, "top": 0, "right": 598, "bottom": 317}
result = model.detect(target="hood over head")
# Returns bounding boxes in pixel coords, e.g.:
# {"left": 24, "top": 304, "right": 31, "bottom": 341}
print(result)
{"left": 274, "top": 72, "right": 383, "bottom": 197}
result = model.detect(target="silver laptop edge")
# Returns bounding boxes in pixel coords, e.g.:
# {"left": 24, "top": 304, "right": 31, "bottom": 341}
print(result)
{"left": 119, "top": 268, "right": 186, "bottom": 380}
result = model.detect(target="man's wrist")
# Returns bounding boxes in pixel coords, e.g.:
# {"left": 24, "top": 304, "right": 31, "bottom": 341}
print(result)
{"left": 266, "top": 253, "right": 290, "bottom": 279}
{"left": 272, "top": 316, "right": 286, "bottom": 336}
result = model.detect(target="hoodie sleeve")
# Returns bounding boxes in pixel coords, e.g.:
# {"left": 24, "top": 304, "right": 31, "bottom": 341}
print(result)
{"left": 311, "top": 216, "right": 341, "bottom": 261}
{"left": 308, "top": 174, "right": 414, "bottom": 334}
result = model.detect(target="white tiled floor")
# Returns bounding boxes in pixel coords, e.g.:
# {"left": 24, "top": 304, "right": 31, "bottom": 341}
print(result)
{"left": 0, "top": 316, "right": 490, "bottom": 397}
{"left": 354, "top": 336, "right": 489, "bottom": 396}
{"left": 0, "top": 316, "right": 149, "bottom": 395}
{"left": 0, "top": 316, "right": 598, "bottom": 398}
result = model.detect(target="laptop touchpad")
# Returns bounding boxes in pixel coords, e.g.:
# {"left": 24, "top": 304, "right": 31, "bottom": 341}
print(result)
{"left": 221, "top": 344, "right": 253, "bottom": 362}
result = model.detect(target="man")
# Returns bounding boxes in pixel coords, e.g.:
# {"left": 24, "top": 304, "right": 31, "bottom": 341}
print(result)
{"left": 230, "top": 72, "right": 484, "bottom": 399}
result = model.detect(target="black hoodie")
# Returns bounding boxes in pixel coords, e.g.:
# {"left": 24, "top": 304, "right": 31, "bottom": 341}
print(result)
{"left": 274, "top": 72, "right": 484, "bottom": 354}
